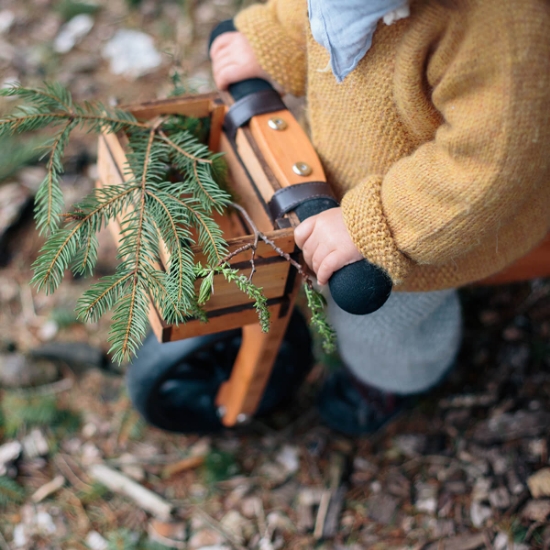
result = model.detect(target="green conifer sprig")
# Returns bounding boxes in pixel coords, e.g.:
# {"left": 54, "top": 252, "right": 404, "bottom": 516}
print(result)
{"left": 0, "top": 83, "right": 234, "bottom": 363}
{"left": 1, "top": 82, "right": 336, "bottom": 362}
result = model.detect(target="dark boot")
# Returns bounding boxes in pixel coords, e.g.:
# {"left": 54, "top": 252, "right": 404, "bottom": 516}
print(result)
{"left": 317, "top": 368, "right": 409, "bottom": 437}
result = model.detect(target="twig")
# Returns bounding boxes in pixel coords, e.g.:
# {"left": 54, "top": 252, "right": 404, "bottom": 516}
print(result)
{"left": 32, "top": 475, "right": 65, "bottom": 503}
{"left": 191, "top": 506, "right": 247, "bottom": 550}
{"left": 161, "top": 455, "right": 205, "bottom": 479}
{"left": 313, "top": 490, "right": 331, "bottom": 539}
{"left": 230, "top": 201, "right": 310, "bottom": 282}
{"left": 89, "top": 463, "right": 173, "bottom": 521}
{"left": 218, "top": 243, "right": 255, "bottom": 266}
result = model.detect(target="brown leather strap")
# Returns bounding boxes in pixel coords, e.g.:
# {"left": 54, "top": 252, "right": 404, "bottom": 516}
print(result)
{"left": 223, "top": 89, "right": 286, "bottom": 140}
{"left": 268, "top": 181, "right": 337, "bottom": 220}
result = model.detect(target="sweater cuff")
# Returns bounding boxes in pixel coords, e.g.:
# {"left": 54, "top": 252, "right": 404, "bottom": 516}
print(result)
{"left": 235, "top": 5, "right": 306, "bottom": 97}
{"left": 341, "top": 176, "right": 413, "bottom": 285}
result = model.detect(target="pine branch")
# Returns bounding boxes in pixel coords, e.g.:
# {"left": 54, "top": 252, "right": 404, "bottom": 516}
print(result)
{"left": 5, "top": 82, "right": 336, "bottom": 363}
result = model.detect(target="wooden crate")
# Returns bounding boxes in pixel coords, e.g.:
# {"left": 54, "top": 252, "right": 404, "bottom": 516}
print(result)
{"left": 96, "top": 93, "right": 300, "bottom": 343}
{"left": 96, "top": 93, "right": 312, "bottom": 426}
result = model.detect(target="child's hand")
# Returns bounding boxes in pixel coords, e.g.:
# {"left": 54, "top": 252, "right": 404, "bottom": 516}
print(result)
{"left": 294, "top": 207, "right": 364, "bottom": 286}
{"left": 210, "top": 32, "right": 269, "bottom": 90}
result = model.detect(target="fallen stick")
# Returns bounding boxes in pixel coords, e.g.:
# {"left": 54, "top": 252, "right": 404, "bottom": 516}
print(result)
{"left": 162, "top": 455, "right": 205, "bottom": 479}
{"left": 89, "top": 464, "right": 173, "bottom": 521}
{"left": 32, "top": 475, "right": 65, "bottom": 503}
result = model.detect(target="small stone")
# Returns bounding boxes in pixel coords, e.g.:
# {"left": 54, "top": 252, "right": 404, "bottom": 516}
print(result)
{"left": 0, "top": 441, "right": 22, "bottom": 476}
{"left": 521, "top": 499, "right": 550, "bottom": 522}
{"left": 370, "top": 480, "right": 382, "bottom": 494}
{"left": 275, "top": 445, "right": 300, "bottom": 475}
{"left": 415, "top": 482, "right": 438, "bottom": 515}
{"left": 489, "top": 487, "right": 511, "bottom": 509}
{"left": 22, "top": 429, "right": 49, "bottom": 459}
{"left": 37, "top": 320, "right": 58, "bottom": 342}
{"left": 220, "top": 510, "right": 254, "bottom": 544}
{"left": 80, "top": 443, "right": 101, "bottom": 466}
{"left": 0, "top": 10, "right": 15, "bottom": 34}
{"left": 12, "top": 524, "right": 27, "bottom": 548}
{"left": 527, "top": 468, "right": 550, "bottom": 498}
{"left": 470, "top": 501, "right": 492, "bottom": 528}
{"left": 506, "top": 469, "right": 525, "bottom": 495}
{"left": 54, "top": 14, "right": 94, "bottom": 54}
{"left": 102, "top": 29, "right": 163, "bottom": 78}
{"left": 86, "top": 531, "right": 108, "bottom": 550}
{"left": 393, "top": 434, "right": 427, "bottom": 457}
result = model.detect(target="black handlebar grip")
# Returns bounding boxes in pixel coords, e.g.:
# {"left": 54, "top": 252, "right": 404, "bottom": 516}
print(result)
{"left": 209, "top": 21, "right": 392, "bottom": 315}
{"left": 294, "top": 200, "right": 392, "bottom": 315}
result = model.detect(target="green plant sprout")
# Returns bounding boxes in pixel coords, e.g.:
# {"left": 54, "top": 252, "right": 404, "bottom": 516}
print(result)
{"left": 0, "top": 83, "right": 335, "bottom": 362}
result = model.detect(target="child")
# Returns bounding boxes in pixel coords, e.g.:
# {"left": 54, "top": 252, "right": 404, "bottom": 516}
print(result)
{"left": 210, "top": 0, "right": 550, "bottom": 435}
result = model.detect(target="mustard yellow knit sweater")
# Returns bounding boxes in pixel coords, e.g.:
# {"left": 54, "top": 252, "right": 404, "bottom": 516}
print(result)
{"left": 235, "top": 0, "right": 550, "bottom": 291}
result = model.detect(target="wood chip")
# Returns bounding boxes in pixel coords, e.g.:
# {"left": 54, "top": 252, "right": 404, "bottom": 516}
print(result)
{"left": 527, "top": 468, "right": 550, "bottom": 498}
{"left": 162, "top": 455, "right": 205, "bottom": 479}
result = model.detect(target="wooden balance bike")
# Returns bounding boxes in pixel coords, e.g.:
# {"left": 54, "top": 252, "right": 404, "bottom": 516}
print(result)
{"left": 96, "top": 21, "right": 550, "bottom": 434}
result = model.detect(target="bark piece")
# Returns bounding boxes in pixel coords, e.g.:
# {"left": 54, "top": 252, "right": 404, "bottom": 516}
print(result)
{"left": 31, "top": 475, "right": 65, "bottom": 503}
{"left": 527, "top": 468, "right": 550, "bottom": 498}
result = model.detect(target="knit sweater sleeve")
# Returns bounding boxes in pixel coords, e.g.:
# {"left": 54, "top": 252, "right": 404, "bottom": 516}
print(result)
{"left": 341, "top": 0, "right": 550, "bottom": 285}
{"left": 234, "top": 0, "right": 307, "bottom": 96}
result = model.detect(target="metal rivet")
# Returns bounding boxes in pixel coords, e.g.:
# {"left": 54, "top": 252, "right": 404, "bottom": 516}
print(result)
{"left": 268, "top": 117, "right": 287, "bottom": 131}
{"left": 292, "top": 162, "right": 313, "bottom": 177}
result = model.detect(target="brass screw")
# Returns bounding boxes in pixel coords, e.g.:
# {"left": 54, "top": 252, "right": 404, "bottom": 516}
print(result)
{"left": 292, "top": 162, "right": 313, "bottom": 177}
{"left": 267, "top": 117, "right": 288, "bottom": 131}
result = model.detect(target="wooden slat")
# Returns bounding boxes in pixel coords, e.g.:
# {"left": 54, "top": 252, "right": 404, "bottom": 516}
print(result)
{"left": 208, "top": 102, "right": 226, "bottom": 152}
{"left": 235, "top": 127, "right": 281, "bottom": 203}
{"left": 162, "top": 301, "right": 286, "bottom": 341}
{"left": 219, "top": 131, "right": 273, "bottom": 233}
{"left": 199, "top": 259, "right": 290, "bottom": 312}
{"left": 125, "top": 93, "right": 219, "bottom": 121}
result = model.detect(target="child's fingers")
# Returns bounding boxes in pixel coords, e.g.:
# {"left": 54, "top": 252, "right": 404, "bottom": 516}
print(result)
{"left": 294, "top": 216, "right": 315, "bottom": 250}
{"left": 209, "top": 32, "right": 240, "bottom": 58}
{"left": 316, "top": 251, "right": 342, "bottom": 286}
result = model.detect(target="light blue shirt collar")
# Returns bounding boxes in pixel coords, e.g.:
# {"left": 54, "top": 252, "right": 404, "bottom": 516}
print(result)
{"left": 308, "top": 0, "right": 409, "bottom": 82}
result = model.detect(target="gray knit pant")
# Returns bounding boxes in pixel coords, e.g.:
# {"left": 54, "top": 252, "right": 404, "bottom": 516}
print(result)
{"left": 326, "top": 289, "right": 462, "bottom": 394}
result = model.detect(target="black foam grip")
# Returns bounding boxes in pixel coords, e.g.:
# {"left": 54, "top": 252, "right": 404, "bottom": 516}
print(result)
{"left": 295, "top": 200, "right": 392, "bottom": 315}
{"left": 210, "top": 21, "right": 392, "bottom": 315}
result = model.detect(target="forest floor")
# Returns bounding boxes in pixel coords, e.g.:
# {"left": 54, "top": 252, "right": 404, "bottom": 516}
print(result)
{"left": 0, "top": 1, "right": 549, "bottom": 549}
